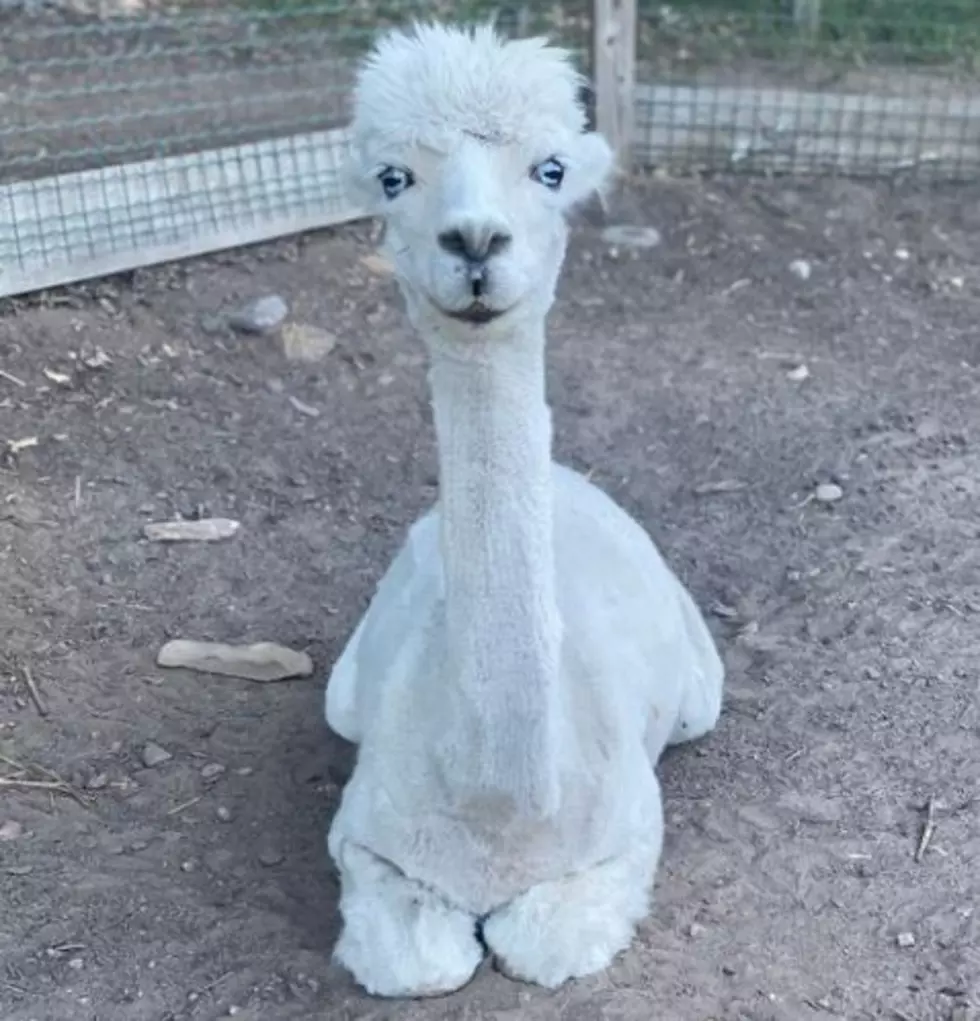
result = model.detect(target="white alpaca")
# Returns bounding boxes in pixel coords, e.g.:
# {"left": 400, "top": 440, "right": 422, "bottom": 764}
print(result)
{"left": 324, "top": 22, "right": 724, "bottom": 998}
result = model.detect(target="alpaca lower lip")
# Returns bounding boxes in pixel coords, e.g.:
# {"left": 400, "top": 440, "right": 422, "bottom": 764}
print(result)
{"left": 443, "top": 302, "right": 506, "bottom": 325}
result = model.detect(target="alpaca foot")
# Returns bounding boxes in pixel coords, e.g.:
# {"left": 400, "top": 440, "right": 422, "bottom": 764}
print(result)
{"left": 331, "top": 839, "right": 483, "bottom": 998}
{"left": 481, "top": 841, "right": 659, "bottom": 988}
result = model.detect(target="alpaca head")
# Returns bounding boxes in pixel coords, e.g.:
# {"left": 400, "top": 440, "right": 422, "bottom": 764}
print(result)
{"left": 348, "top": 22, "right": 613, "bottom": 338}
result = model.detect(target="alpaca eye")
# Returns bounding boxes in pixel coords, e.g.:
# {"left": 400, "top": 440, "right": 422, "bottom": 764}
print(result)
{"left": 531, "top": 158, "right": 565, "bottom": 190}
{"left": 378, "top": 166, "right": 413, "bottom": 199}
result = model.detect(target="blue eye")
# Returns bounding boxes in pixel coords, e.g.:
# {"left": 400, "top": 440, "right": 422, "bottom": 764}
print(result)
{"left": 531, "top": 158, "right": 565, "bottom": 190}
{"left": 378, "top": 166, "right": 413, "bottom": 199}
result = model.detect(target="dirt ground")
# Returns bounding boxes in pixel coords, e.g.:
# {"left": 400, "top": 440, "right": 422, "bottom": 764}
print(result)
{"left": 1, "top": 174, "right": 978, "bottom": 1021}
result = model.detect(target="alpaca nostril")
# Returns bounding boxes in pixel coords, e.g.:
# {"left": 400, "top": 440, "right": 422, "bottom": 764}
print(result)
{"left": 438, "top": 225, "right": 512, "bottom": 262}
{"left": 438, "top": 228, "right": 469, "bottom": 258}
{"left": 485, "top": 230, "right": 512, "bottom": 257}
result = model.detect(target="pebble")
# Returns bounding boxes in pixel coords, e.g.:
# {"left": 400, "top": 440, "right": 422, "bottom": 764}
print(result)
{"left": 157, "top": 640, "right": 314, "bottom": 682}
{"left": 281, "top": 323, "right": 337, "bottom": 363}
{"left": 68, "top": 957, "right": 84, "bottom": 971}
{"left": 140, "top": 742, "right": 172, "bottom": 768}
{"left": 257, "top": 845, "right": 285, "bottom": 867}
{"left": 201, "top": 763, "right": 226, "bottom": 782}
{"left": 229, "top": 295, "right": 289, "bottom": 335}
{"left": 130, "top": 839, "right": 149, "bottom": 851}
{"left": 6, "top": 864, "right": 33, "bottom": 875}
{"left": 814, "top": 482, "right": 843, "bottom": 504}
{"left": 143, "top": 518, "right": 240, "bottom": 543}
{"left": 180, "top": 860, "right": 197, "bottom": 873}
{"left": 601, "top": 224, "right": 662, "bottom": 249}
{"left": 86, "top": 772, "right": 109, "bottom": 791}
{"left": 896, "top": 931, "right": 916, "bottom": 948}
{"left": 215, "top": 805, "right": 233, "bottom": 823}
{"left": 789, "top": 258, "right": 812, "bottom": 281}
{"left": 786, "top": 364, "right": 810, "bottom": 382}
{"left": 0, "top": 819, "right": 24, "bottom": 841}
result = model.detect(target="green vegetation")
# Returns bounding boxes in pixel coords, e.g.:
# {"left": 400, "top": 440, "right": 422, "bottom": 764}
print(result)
{"left": 641, "top": 0, "right": 980, "bottom": 64}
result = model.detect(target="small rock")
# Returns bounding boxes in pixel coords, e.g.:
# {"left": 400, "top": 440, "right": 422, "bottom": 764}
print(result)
{"left": 180, "top": 860, "right": 197, "bottom": 873}
{"left": 235, "top": 766, "right": 254, "bottom": 777}
{"left": 201, "top": 763, "right": 226, "bottom": 782}
{"left": 789, "top": 259, "right": 812, "bottom": 281}
{"left": 786, "top": 364, "right": 810, "bottom": 382}
{"left": 894, "top": 247, "right": 910, "bottom": 261}
{"left": 687, "top": 922, "right": 706, "bottom": 937}
{"left": 896, "top": 931, "right": 916, "bottom": 948}
{"left": 140, "top": 742, "right": 172, "bottom": 768}
{"left": 229, "top": 295, "right": 288, "bottom": 335}
{"left": 281, "top": 323, "right": 337, "bottom": 363}
{"left": 215, "top": 805, "right": 233, "bottom": 823}
{"left": 0, "top": 819, "right": 24, "bottom": 841}
{"left": 86, "top": 772, "right": 109, "bottom": 791}
{"left": 199, "top": 312, "right": 226, "bottom": 335}
{"left": 157, "top": 640, "right": 314, "bottom": 682}
{"left": 68, "top": 957, "right": 84, "bottom": 971}
{"left": 130, "top": 839, "right": 149, "bottom": 852}
{"left": 601, "top": 224, "right": 661, "bottom": 249}
{"left": 257, "top": 845, "right": 285, "bottom": 867}
{"left": 5, "top": 864, "right": 32, "bottom": 876}
{"left": 143, "top": 518, "right": 240, "bottom": 543}
{"left": 360, "top": 252, "right": 394, "bottom": 275}
{"left": 814, "top": 482, "right": 843, "bottom": 504}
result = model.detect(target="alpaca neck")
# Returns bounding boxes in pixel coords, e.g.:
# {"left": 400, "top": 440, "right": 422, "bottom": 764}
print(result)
{"left": 428, "top": 324, "right": 561, "bottom": 819}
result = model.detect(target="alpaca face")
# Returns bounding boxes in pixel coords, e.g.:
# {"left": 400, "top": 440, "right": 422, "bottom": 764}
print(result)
{"left": 348, "top": 23, "right": 613, "bottom": 333}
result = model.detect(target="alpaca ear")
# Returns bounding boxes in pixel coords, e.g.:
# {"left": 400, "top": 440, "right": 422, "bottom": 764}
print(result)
{"left": 561, "top": 130, "right": 615, "bottom": 208}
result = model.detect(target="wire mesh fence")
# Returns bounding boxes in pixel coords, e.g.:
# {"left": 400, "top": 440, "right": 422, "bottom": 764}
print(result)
{"left": 634, "top": 0, "right": 980, "bottom": 178}
{"left": 0, "top": 1, "right": 589, "bottom": 297}
{"left": 2, "top": 0, "right": 979, "bottom": 298}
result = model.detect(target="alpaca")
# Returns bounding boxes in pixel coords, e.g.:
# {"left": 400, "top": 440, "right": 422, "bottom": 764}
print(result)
{"left": 324, "top": 22, "right": 725, "bottom": 998}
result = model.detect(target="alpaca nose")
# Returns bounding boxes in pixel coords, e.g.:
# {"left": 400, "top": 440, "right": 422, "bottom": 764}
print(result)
{"left": 437, "top": 220, "right": 513, "bottom": 263}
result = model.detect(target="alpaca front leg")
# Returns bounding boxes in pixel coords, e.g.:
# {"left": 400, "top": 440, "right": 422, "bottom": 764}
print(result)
{"left": 330, "top": 838, "right": 484, "bottom": 998}
{"left": 481, "top": 835, "right": 661, "bottom": 988}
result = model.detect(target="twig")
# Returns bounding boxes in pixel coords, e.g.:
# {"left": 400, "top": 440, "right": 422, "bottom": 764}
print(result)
{"left": 0, "top": 367, "right": 26, "bottom": 388}
{"left": 21, "top": 665, "right": 49, "bottom": 717}
{"left": 167, "top": 796, "right": 201, "bottom": 817}
{"left": 0, "top": 778, "right": 67, "bottom": 791}
{"left": 915, "top": 796, "right": 937, "bottom": 862}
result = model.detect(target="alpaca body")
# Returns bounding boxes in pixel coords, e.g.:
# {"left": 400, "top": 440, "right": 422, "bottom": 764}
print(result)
{"left": 324, "top": 21, "right": 724, "bottom": 996}
{"left": 327, "top": 461, "right": 722, "bottom": 916}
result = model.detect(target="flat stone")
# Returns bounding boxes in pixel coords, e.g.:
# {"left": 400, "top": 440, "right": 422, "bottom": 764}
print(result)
{"left": 815, "top": 482, "right": 844, "bottom": 504}
{"left": 156, "top": 640, "right": 314, "bottom": 682}
{"left": 140, "top": 742, "right": 172, "bottom": 768}
{"left": 201, "top": 762, "right": 226, "bottom": 781}
{"left": 601, "top": 224, "right": 662, "bottom": 249}
{"left": 281, "top": 323, "right": 337, "bottom": 363}
{"left": 360, "top": 252, "right": 393, "bottom": 274}
{"left": 143, "top": 518, "right": 240, "bottom": 543}
{"left": 229, "top": 295, "right": 288, "bottom": 335}
{"left": 0, "top": 819, "right": 24, "bottom": 841}
{"left": 896, "top": 931, "right": 916, "bottom": 948}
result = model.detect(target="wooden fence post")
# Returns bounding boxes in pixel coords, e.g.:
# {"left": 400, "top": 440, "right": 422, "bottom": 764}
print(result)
{"left": 592, "top": 0, "right": 637, "bottom": 212}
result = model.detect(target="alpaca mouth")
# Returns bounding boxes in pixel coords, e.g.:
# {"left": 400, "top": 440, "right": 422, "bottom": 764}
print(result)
{"left": 443, "top": 301, "right": 506, "bottom": 325}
